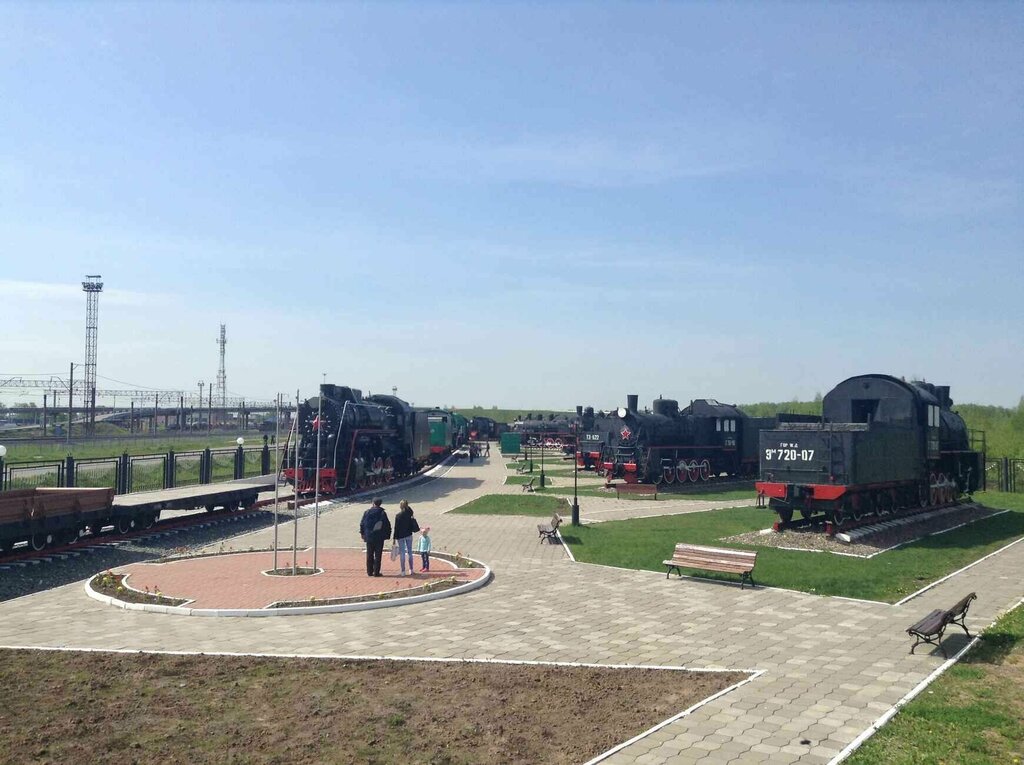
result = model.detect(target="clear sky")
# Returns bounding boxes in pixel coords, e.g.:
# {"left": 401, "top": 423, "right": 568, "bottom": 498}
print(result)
{"left": 1, "top": 2, "right": 1021, "bottom": 411}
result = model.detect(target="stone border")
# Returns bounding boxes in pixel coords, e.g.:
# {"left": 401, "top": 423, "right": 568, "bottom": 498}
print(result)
{"left": 84, "top": 551, "right": 492, "bottom": 617}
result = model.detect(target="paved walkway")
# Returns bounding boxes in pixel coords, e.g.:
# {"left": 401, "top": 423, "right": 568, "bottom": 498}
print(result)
{"left": 1, "top": 451, "right": 1021, "bottom": 764}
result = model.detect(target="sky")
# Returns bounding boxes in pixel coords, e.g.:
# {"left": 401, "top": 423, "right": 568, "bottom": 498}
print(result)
{"left": 1, "top": 1, "right": 1021, "bottom": 411}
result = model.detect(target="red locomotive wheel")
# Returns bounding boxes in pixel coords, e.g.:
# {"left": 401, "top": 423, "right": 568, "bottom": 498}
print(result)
{"left": 687, "top": 460, "right": 700, "bottom": 483}
{"left": 676, "top": 461, "right": 688, "bottom": 483}
{"left": 663, "top": 467, "right": 675, "bottom": 484}
{"left": 699, "top": 459, "right": 711, "bottom": 482}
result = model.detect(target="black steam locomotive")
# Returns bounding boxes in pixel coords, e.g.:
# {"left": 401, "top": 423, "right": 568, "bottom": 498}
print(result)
{"left": 756, "top": 374, "right": 983, "bottom": 532}
{"left": 585, "top": 394, "right": 806, "bottom": 484}
{"left": 284, "top": 384, "right": 435, "bottom": 495}
{"left": 513, "top": 413, "right": 575, "bottom": 449}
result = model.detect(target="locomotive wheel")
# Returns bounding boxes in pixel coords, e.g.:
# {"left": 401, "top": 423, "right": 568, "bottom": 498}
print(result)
{"left": 117, "top": 517, "right": 134, "bottom": 534}
{"left": 63, "top": 528, "right": 81, "bottom": 545}
{"left": 832, "top": 506, "right": 846, "bottom": 528}
{"left": 699, "top": 459, "right": 711, "bottom": 482}
{"left": 30, "top": 532, "right": 50, "bottom": 551}
{"left": 676, "top": 462, "right": 688, "bottom": 483}
{"left": 687, "top": 460, "right": 700, "bottom": 483}
{"left": 662, "top": 467, "right": 675, "bottom": 484}
{"left": 653, "top": 471, "right": 664, "bottom": 486}
{"left": 876, "top": 492, "right": 891, "bottom": 517}
{"left": 139, "top": 515, "right": 157, "bottom": 530}
{"left": 919, "top": 483, "right": 929, "bottom": 508}
{"left": 799, "top": 508, "right": 813, "bottom": 520}
{"left": 850, "top": 496, "right": 863, "bottom": 522}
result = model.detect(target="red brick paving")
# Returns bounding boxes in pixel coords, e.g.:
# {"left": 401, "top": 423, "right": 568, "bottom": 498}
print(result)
{"left": 116, "top": 548, "right": 485, "bottom": 609}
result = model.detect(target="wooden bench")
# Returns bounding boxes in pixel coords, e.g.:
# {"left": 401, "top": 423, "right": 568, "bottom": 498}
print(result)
{"left": 613, "top": 482, "right": 657, "bottom": 500}
{"left": 907, "top": 592, "right": 976, "bottom": 658}
{"left": 515, "top": 461, "right": 531, "bottom": 474}
{"left": 521, "top": 477, "right": 536, "bottom": 492}
{"left": 537, "top": 514, "right": 562, "bottom": 542}
{"left": 663, "top": 543, "right": 757, "bottom": 589}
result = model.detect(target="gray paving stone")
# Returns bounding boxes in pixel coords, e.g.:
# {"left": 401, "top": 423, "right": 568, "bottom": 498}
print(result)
{"left": 0, "top": 454, "right": 1021, "bottom": 764}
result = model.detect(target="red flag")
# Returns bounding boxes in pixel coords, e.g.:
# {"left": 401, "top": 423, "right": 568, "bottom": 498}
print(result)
{"left": 312, "top": 415, "right": 321, "bottom": 431}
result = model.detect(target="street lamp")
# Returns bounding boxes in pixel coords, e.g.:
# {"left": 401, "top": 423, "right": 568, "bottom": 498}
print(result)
{"left": 572, "top": 405, "right": 582, "bottom": 526}
{"left": 539, "top": 431, "right": 546, "bottom": 488}
{"left": 236, "top": 437, "right": 244, "bottom": 446}
{"left": 0, "top": 444, "right": 6, "bottom": 492}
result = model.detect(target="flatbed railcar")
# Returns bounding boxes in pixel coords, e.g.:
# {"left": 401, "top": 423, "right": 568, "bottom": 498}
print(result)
{"left": 755, "top": 374, "right": 983, "bottom": 533}
{"left": 0, "top": 477, "right": 272, "bottom": 552}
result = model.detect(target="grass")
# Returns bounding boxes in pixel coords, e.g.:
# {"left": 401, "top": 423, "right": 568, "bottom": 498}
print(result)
{"left": 849, "top": 602, "right": 1024, "bottom": 764}
{"left": 451, "top": 494, "right": 567, "bottom": 517}
{"left": 562, "top": 492, "right": 1024, "bottom": 602}
{"left": 3, "top": 434, "right": 265, "bottom": 464}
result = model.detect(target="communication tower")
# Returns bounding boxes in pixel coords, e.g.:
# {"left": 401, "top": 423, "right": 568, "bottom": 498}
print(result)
{"left": 82, "top": 275, "right": 103, "bottom": 433}
{"left": 216, "top": 324, "right": 227, "bottom": 410}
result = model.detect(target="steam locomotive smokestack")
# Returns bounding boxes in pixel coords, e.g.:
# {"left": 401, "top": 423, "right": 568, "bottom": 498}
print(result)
{"left": 627, "top": 394, "right": 639, "bottom": 412}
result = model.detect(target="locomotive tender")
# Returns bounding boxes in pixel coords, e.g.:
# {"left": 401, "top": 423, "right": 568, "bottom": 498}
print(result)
{"left": 756, "top": 374, "right": 983, "bottom": 532}
{"left": 286, "top": 384, "right": 450, "bottom": 495}
{"left": 587, "top": 394, "right": 806, "bottom": 484}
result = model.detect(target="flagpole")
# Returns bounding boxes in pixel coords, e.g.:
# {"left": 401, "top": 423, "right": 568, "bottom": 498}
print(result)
{"left": 273, "top": 392, "right": 281, "bottom": 572}
{"left": 312, "top": 376, "right": 324, "bottom": 571}
{"left": 292, "top": 388, "right": 300, "bottom": 575}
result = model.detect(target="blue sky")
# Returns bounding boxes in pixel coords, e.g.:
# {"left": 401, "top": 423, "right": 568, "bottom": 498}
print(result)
{"left": 1, "top": 2, "right": 1021, "bottom": 410}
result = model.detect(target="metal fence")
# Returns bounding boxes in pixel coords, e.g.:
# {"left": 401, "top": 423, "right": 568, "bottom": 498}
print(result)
{"left": 0, "top": 444, "right": 276, "bottom": 495}
{"left": 985, "top": 457, "right": 1024, "bottom": 493}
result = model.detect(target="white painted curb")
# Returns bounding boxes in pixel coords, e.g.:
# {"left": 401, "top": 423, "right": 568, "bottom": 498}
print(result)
{"left": 84, "top": 553, "right": 492, "bottom": 617}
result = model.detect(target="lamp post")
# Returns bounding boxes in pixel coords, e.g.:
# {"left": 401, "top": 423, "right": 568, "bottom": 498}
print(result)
{"left": 0, "top": 444, "right": 6, "bottom": 492}
{"left": 539, "top": 432, "right": 546, "bottom": 488}
{"left": 572, "top": 405, "right": 581, "bottom": 526}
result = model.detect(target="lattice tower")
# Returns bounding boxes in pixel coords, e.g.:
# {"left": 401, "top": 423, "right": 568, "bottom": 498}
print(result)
{"left": 216, "top": 323, "right": 227, "bottom": 408}
{"left": 82, "top": 275, "right": 103, "bottom": 407}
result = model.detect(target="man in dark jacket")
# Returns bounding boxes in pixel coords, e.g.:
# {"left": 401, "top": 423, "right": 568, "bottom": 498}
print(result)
{"left": 359, "top": 497, "right": 392, "bottom": 577}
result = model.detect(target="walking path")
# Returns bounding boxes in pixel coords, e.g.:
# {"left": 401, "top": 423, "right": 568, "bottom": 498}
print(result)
{"left": 0, "top": 451, "right": 1021, "bottom": 764}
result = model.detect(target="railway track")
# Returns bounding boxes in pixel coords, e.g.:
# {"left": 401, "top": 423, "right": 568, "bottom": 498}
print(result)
{"left": 0, "top": 503, "right": 281, "bottom": 569}
{"left": 771, "top": 497, "right": 976, "bottom": 537}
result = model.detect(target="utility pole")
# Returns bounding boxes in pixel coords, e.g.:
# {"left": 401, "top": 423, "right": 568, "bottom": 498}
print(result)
{"left": 67, "top": 362, "right": 74, "bottom": 443}
{"left": 216, "top": 324, "right": 227, "bottom": 423}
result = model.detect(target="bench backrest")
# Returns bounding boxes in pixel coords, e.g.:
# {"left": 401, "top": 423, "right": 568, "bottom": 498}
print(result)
{"left": 672, "top": 543, "right": 757, "bottom": 567}
{"left": 552, "top": 514, "right": 562, "bottom": 530}
{"left": 949, "top": 592, "right": 977, "bottom": 618}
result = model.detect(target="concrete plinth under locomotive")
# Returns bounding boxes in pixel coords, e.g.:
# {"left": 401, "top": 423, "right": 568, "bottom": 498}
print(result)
{"left": 756, "top": 374, "right": 983, "bottom": 534}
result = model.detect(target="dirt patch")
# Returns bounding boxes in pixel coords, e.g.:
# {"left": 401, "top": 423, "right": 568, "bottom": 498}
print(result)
{"left": 726, "top": 502, "right": 1003, "bottom": 558}
{"left": 0, "top": 649, "right": 746, "bottom": 765}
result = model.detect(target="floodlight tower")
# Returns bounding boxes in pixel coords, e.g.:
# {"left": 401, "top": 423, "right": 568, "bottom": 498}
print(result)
{"left": 82, "top": 275, "right": 103, "bottom": 434}
{"left": 216, "top": 323, "right": 227, "bottom": 422}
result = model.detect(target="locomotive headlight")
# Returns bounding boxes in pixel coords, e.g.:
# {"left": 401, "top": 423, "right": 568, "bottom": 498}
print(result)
{"left": 617, "top": 407, "right": 627, "bottom": 419}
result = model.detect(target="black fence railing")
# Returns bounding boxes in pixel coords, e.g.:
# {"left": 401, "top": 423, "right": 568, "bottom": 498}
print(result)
{"left": 985, "top": 457, "right": 1024, "bottom": 494}
{"left": 0, "top": 443, "right": 281, "bottom": 495}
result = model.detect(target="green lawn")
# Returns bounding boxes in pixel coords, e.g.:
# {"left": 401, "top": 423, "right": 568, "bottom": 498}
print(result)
{"left": 850, "top": 602, "right": 1024, "bottom": 764}
{"left": 450, "top": 494, "right": 567, "bottom": 517}
{"left": 4, "top": 435, "right": 264, "bottom": 464}
{"left": 563, "top": 492, "right": 1024, "bottom": 602}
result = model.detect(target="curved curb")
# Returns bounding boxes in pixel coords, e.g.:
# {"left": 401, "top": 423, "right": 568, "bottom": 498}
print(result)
{"left": 84, "top": 554, "right": 492, "bottom": 617}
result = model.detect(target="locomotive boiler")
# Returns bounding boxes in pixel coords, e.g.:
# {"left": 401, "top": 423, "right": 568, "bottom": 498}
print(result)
{"left": 755, "top": 374, "right": 983, "bottom": 532}
{"left": 285, "top": 384, "right": 435, "bottom": 495}
{"left": 594, "top": 394, "right": 780, "bottom": 484}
